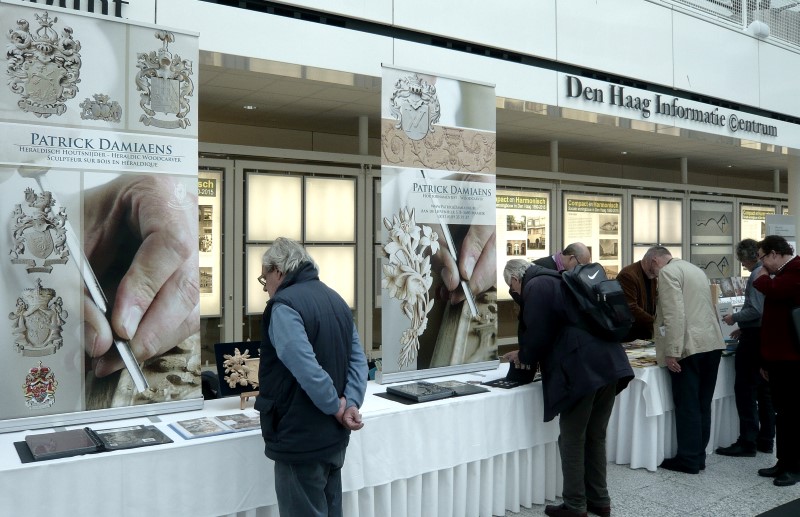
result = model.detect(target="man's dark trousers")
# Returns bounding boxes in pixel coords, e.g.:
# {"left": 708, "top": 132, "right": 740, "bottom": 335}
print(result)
{"left": 274, "top": 448, "right": 346, "bottom": 517}
{"left": 669, "top": 349, "right": 722, "bottom": 471}
{"left": 558, "top": 381, "right": 617, "bottom": 512}
{"left": 734, "top": 327, "right": 775, "bottom": 449}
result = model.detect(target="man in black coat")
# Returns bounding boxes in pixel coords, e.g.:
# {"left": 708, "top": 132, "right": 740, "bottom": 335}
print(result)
{"left": 503, "top": 260, "right": 634, "bottom": 517}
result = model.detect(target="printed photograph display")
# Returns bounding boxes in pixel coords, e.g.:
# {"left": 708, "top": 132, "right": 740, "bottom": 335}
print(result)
{"left": 495, "top": 190, "right": 550, "bottom": 301}
{"left": 0, "top": 3, "right": 200, "bottom": 432}
{"left": 380, "top": 66, "right": 496, "bottom": 380}
{"left": 198, "top": 170, "right": 222, "bottom": 316}
{"left": 563, "top": 193, "right": 622, "bottom": 276}
{"left": 740, "top": 204, "right": 774, "bottom": 275}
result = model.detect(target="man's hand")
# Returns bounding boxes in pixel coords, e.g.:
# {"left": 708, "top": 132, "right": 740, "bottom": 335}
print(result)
{"left": 665, "top": 356, "right": 682, "bottom": 373}
{"left": 82, "top": 175, "right": 199, "bottom": 377}
{"left": 502, "top": 350, "right": 520, "bottom": 367}
{"left": 438, "top": 225, "right": 496, "bottom": 305}
{"left": 729, "top": 328, "right": 741, "bottom": 340}
{"left": 342, "top": 406, "right": 364, "bottom": 431}
{"left": 722, "top": 314, "right": 735, "bottom": 326}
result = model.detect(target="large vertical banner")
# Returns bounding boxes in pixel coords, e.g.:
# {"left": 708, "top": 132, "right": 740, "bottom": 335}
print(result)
{"left": 379, "top": 66, "right": 496, "bottom": 382}
{"left": 0, "top": 0, "right": 200, "bottom": 431}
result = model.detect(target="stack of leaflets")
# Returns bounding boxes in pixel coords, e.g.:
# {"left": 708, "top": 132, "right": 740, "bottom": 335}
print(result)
{"left": 214, "top": 412, "right": 261, "bottom": 432}
{"left": 169, "top": 412, "right": 261, "bottom": 440}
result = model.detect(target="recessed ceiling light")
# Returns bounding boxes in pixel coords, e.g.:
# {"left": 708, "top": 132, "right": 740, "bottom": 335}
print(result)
{"left": 620, "top": 151, "right": 628, "bottom": 155}
{"left": 727, "top": 164, "right": 733, "bottom": 168}
{"left": 243, "top": 105, "right": 257, "bottom": 110}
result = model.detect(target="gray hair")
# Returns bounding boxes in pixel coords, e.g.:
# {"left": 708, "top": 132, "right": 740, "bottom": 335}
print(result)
{"left": 736, "top": 238, "right": 759, "bottom": 262}
{"left": 262, "top": 237, "right": 317, "bottom": 274}
{"left": 643, "top": 246, "right": 672, "bottom": 261}
{"left": 503, "top": 258, "right": 530, "bottom": 286}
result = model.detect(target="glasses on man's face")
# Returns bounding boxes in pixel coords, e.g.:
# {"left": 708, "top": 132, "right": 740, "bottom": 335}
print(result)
{"left": 757, "top": 252, "right": 770, "bottom": 262}
{"left": 257, "top": 275, "right": 266, "bottom": 286}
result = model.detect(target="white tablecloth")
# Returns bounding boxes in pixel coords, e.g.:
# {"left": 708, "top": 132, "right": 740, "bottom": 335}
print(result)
{"left": 0, "top": 358, "right": 737, "bottom": 516}
{"left": 606, "top": 354, "right": 737, "bottom": 471}
{"left": 0, "top": 365, "right": 562, "bottom": 517}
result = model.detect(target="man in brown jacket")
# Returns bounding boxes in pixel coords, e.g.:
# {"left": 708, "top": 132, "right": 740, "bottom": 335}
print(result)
{"left": 617, "top": 254, "right": 657, "bottom": 342}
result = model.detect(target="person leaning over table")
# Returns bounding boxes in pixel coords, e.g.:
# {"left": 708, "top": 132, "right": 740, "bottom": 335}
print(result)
{"left": 533, "top": 241, "right": 592, "bottom": 272}
{"left": 254, "top": 237, "right": 368, "bottom": 517}
{"left": 752, "top": 235, "right": 800, "bottom": 487}
{"left": 648, "top": 246, "right": 726, "bottom": 475}
{"left": 716, "top": 238, "right": 774, "bottom": 458}
{"left": 616, "top": 251, "right": 658, "bottom": 342}
{"left": 502, "top": 259, "right": 634, "bottom": 517}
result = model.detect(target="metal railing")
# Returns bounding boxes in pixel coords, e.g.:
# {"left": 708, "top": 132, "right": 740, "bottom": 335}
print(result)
{"left": 669, "top": 0, "right": 800, "bottom": 47}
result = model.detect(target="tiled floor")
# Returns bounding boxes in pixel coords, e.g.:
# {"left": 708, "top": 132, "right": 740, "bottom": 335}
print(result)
{"left": 505, "top": 450, "right": 800, "bottom": 517}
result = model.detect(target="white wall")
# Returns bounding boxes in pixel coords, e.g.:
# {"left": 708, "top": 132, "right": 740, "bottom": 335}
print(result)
{"left": 152, "top": 0, "right": 800, "bottom": 123}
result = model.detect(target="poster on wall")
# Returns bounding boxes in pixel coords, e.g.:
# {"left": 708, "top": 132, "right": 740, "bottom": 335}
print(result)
{"left": 379, "top": 66, "right": 496, "bottom": 382}
{"left": 495, "top": 191, "right": 550, "bottom": 301}
{"left": 563, "top": 193, "right": 622, "bottom": 278}
{"left": 690, "top": 245, "right": 734, "bottom": 279}
{"left": 690, "top": 200, "right": 733, "bottom": 245}
{"left": 199, "top": 172, "right": 222, "bottom": 316}
{"left": 740, "top": 204, "right": 774, "bottom": 275}
{"left": 0, "top": 1, "right": 200, "bottom": 432}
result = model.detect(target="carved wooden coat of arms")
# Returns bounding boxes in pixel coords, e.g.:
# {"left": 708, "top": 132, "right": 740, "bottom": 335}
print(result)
{"left": 135, "top": 30, "right": 194, "bottom": 129}
{"left": 7, "top": 11, "right": 82, "bottom": 117}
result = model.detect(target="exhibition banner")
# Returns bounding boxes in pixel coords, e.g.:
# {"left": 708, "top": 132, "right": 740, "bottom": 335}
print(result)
{"left": 379, "top": 66, "right": 496, "bottom": 382}
{"left": 0, "top": 0, "right": 200, "bottom": 431}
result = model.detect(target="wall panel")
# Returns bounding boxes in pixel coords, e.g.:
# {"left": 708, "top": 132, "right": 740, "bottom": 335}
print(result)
{"left": 672, "top": 12, "right": 760, "bottom": 107}
{"left": 556, "top": 0, "right": 673, "bottom": 87}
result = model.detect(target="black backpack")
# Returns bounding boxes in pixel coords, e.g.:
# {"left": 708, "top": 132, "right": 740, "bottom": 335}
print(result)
{"left": 561, "top": 263, "right": 634, "bottom": 342}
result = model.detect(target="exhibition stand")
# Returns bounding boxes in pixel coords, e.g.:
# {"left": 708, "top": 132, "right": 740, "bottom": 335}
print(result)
{"left": 0, "top": 359, "right": 736, "bottom": 517}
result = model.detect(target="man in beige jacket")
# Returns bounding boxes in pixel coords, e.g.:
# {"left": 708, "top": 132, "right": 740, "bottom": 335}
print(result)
{"left": 646, "top": 246, "right": 726, "bottom": 474}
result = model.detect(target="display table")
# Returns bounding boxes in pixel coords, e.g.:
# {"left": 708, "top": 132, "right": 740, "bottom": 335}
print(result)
{"left": 0, "top": 358, "right": 737, "bottom": 516}
{"left": 606, "top": 354, "right": 737, "bottom": 471}
{"left": 0, "top": 366, "right": 562, "bottom": 517}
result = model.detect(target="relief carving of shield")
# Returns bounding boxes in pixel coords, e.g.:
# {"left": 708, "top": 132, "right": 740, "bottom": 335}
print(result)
{"left": 26, "top": 229, "right": 55, "bottom": 259}
{"left": 24, "top": 309, "right": 52, "bottom": 347}
{"left": 401, "top": 102, "right": 429, "bottom": 141}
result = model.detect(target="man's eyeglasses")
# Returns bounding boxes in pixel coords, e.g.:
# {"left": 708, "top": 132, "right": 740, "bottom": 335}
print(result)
{"left": 757, "top": 252, "right": 770, "bottom": 262}
{"left": 257, "top": 275, "right": 266, "bottom": 286}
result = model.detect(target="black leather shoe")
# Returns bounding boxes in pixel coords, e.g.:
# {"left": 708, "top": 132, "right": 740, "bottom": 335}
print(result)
{"left": 587, "top": 502, "right": 611, "bottom": 517}
{"left": 715, "top": 442, "right": 756, "bottom": 457}
{"left": 757, "top": 441, "right": 774, "bottom": 454}
{"left": 659, "top": 457, "right": 699, "bottom": 474}
{"left": 758, "top": 464, "right": 784, "bottom": 478}
{"left": 544, "top": 503, "right": 588, "bottom": 517}
{"left": 774, "top": 471, "right": 799, "bottom": 487}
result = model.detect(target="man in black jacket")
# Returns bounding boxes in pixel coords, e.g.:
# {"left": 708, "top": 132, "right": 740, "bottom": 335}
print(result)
{"left": 503, "top": 260, "right": 633, "bottom": 517}
{"left": 255, "top": 237, "right": 367, "bottom": 517}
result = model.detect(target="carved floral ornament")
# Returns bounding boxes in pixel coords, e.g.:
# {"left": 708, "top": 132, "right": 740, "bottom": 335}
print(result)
{"left": 222, "top": 348, "right": 259, "bottom": 389}
{"left": 7, "top": 11, "right": 82, "bottom": 117}
{"left": 381, "top": 207, "right": 439, "bottom": 368}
